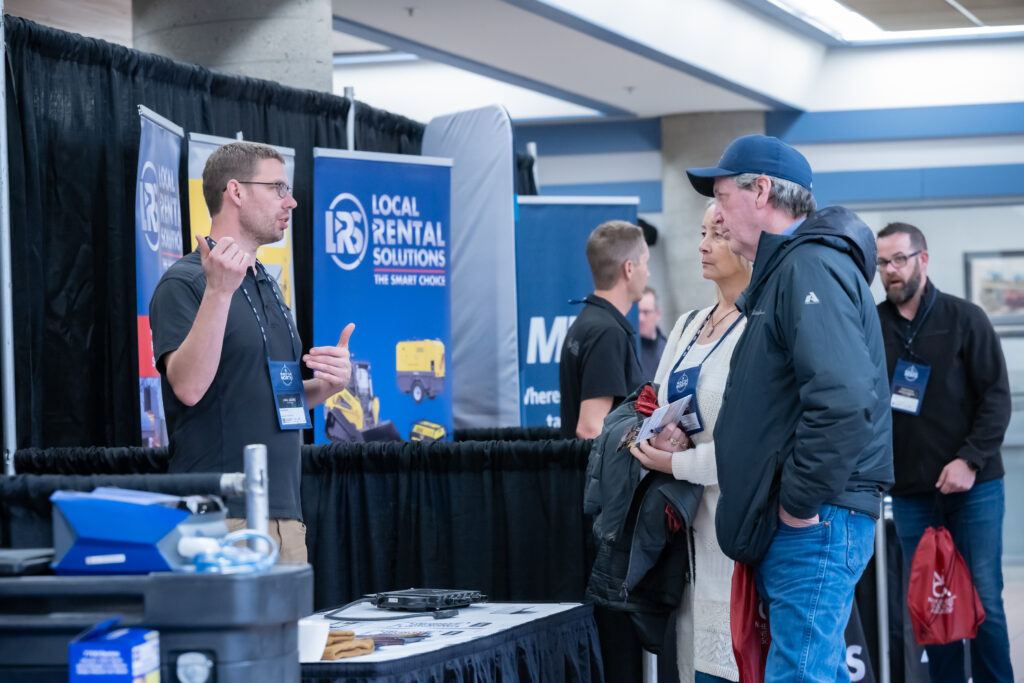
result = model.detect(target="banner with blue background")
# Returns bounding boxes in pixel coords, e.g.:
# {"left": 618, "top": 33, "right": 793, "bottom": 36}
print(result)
{"left": 312, "top": 149, "right": 453, "bottom": 444}
{"left": 134, "top": 106, "right": 183, "bottom": 447}
{"left": 515, "top": 197, "right": 639, "bottom": 429}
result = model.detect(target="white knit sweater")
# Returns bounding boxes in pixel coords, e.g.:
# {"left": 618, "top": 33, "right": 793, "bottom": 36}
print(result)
{"left": 653, "top": 306, "right": 746, "bottom": 683}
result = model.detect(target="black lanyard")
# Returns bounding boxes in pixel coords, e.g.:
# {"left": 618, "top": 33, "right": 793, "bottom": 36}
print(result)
{"left": 900, "top": 287, "right": 938, "bottom": 361}
{"left": 672, "top": 305, "right": 744, "bottom": 373}
{"left": 207, "top": 237, "right": 301, "bottom": 361}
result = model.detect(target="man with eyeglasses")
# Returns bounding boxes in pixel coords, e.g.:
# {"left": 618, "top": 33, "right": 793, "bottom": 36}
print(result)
{"left": 149, "top": 141, "right": 355, "bottom": 563}
{"left": 876, "top": 222, "right": 1013, "bottom": 682}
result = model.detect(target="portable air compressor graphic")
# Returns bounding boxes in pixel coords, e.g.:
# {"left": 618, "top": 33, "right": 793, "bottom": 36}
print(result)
{"left": 395, "top": 339, "right": 445, "bottom": 403}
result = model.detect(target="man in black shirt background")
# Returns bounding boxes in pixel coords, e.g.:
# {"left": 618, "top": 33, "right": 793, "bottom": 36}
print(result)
{"left": 558, "top": 220, "right": 648, "bottom": 439}
{"left": 876, "top": 222, "right": 1013, "bottom": 682}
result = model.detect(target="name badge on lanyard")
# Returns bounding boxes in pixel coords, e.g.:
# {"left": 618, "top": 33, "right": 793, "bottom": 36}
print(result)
{"left": 234, "top": 249, "right": 312, "bottom": 431}
{"left": 667, "top": 366, "right": 705, "bottom": 435}
{"left": 665, "top": 308, "right": 744, "bottom": 436}
{"left": 269, "top": 359, "right": 312, "bottom": 429}
{"left": 889, "top": 287, "right": 938, "bottom": 417}
{"left": 890, "top": 360, "right": 930, "bottom": 416}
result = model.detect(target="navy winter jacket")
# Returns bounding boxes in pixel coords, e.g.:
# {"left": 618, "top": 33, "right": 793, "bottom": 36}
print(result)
{"left": 714, "top": 206, "right": 894, "bottom": 565}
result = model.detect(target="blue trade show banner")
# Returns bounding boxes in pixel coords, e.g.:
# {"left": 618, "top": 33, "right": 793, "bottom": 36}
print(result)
{"left": 515, "top": 197, "right": 639, "bottom": 429}
{"left": 312, "top": 148, "right": 453, "bottom": 444}
{"left": 134, "top": 106, "right": 183, "bottom": 447}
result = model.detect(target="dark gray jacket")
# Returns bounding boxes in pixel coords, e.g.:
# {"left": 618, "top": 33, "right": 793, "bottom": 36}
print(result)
{"left": 714, "top": 206, "right": 894, "bottom": 565}
{"left": 583, "top": 384, "right": 703, "bottom": 652}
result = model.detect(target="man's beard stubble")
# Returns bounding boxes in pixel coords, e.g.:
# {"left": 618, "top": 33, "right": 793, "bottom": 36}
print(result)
{"left": 885, "top": 265, "right": 922, "bottom": 306}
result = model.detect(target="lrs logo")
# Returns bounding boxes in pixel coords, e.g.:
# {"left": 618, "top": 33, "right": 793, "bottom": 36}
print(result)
{"left": 325, "top": 193, "right": 368, "bottom": 270}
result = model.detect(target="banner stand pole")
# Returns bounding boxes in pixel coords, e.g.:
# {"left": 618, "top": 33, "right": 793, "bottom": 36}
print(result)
{"left": 344, "top": 86, "right": 355, "bottom": 151}
{"left": 0, "top": 4, "right": 19, "bottom": 475}
{"left": 876, "top": 500, "right": 891, "bottom": 683}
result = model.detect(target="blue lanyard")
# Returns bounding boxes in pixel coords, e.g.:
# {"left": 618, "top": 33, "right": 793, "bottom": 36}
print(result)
{"left": 901, "top": 287, "right": 938, "bottom": 360}
{"left": 672, "top": 305, "right": 744, "bottom": 373}
{"left": 207, "top": 238, "right": 301, "bottom": 362}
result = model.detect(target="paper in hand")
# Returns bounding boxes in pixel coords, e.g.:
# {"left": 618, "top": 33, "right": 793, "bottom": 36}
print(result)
{"left": 635, "top": 395, "right": 692, "bottom": 444}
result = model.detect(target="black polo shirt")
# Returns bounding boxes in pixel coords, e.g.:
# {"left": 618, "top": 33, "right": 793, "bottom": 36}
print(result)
{"left": 558, "top": 294, "right": 643, "bottom": 438}
{"left": 150, "top": 250, "right": 303, "bottom": 519}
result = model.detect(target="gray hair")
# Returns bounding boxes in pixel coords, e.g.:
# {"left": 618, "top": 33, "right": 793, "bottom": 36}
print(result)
{"left": 734, "top": 173, "right": 816, "bottom": 217}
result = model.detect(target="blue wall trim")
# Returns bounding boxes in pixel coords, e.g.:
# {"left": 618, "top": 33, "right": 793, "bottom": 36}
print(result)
{"left": 815, "top": 163, "right": 1024, "bottom": 207}
{"left": 332, "top": 16, "right": 633, "bottom": 117}
{"left": 514, "top": 119, "right": 661, "bottom": 155}
{"left": 540, "top": 180, "right": 662, "bottom": 213}
{"left": 768, "top": 103, "right": 1024, "bottom": 144}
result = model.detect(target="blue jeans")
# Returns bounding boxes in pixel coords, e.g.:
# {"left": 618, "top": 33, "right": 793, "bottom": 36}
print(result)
{"left": 755, "top": 504, "right": 876, "bottom": 683}
{"left": 891, "top": 478, "right": 1013, "bottom": 683}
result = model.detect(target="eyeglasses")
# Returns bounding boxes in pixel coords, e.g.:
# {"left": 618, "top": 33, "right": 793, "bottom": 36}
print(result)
{"left": 234, "top": 181, "right": 293, "bottom": 198}
{"left": 877, "top": 250, "right": 921, "bottom": 270}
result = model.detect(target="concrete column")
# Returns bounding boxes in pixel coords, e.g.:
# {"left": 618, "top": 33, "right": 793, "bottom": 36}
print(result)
{"left": 133, "top": 0, "right": 333, "bottom": 93}
{"left": 659, "top": 112, "right": 764, "bottom": 324}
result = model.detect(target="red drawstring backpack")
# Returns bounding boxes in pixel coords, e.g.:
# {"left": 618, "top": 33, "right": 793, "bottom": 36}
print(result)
{"left": 907, "top": 526, "right": 985, "bottom": 645}
{"left": 731, "top": 562, "right": 770, "bottom": 682}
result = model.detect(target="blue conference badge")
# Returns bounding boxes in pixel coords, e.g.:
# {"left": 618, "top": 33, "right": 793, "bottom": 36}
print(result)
{"left": 890, "top": 359, "right": 930, "bottom": 416}
{"left": 268, "top": 360, "right": 312, "bottom": 430}
{"left": 667, "top": 366, "right": 705, "bottom": 436}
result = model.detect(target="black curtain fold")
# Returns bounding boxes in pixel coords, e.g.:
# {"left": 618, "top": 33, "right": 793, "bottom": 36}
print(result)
{"left": 2, "top": 16, "right": 425, "bottom": 449}
{"left": 514, "top": 152, "right": 538, "bottom": 195}
{"left": 453, "top": 426, "right": 562, "bottom": 441}
{"left": 301, "top": 439, "right": 593, "bottom": 610}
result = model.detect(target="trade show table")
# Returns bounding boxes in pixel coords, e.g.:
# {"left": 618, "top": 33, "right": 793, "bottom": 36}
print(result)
{"left": 301, "top": 602, "right": 602, "bottom": 683}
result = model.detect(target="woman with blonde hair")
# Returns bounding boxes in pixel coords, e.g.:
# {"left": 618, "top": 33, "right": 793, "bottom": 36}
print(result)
{"left": 632, "top": 199, "right": 752, "bottom": 683}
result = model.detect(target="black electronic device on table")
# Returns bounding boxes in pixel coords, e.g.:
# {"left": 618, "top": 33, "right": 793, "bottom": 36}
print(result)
{"left": 372, "top": 588, "right": 487, "bottom": 611}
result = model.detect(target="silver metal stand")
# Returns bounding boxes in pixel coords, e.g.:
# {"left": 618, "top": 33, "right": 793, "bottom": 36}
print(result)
{"left": 1, "top": 4, "right": 18, "bottom": 476}
{"left": 345, "top": 86, "right": 355, "bottom": 151}
{"left": 876, "top": 497, "right": 892, "bottom": 683}
{"left": 244, "top": 444, "right": 270, "bottom": 553}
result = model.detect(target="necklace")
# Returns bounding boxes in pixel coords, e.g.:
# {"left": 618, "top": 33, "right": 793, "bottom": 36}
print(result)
{"left": 707, "top": 306, "right": 738, "bottom": 334}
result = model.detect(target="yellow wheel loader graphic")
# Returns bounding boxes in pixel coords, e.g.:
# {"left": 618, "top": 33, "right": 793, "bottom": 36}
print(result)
{"left": 324, "top": 360, "right": 381, "bottom": 442}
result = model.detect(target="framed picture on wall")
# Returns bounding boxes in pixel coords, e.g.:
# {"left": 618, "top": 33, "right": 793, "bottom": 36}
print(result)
{"left": 964, "top": 250, "right": 1024, "bottom": 335}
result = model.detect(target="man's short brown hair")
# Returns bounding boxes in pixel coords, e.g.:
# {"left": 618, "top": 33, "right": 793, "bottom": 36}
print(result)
{"left": 586, "top": 220, "right": 645, "bottom": 290}
{"left": 202, "top": 141, "right": 284, "bottom": 216}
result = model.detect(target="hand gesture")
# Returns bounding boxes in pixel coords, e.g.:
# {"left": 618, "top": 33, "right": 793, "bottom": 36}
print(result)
{"left": 303, "top": 323, "right": 355, "bottom": 393}
{"left": 196, "top": 235, "right": 252, "bottom": 296}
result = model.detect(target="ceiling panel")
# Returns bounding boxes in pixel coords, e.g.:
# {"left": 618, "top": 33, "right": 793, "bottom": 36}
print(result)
{"left": 842, "top": 0, "right": 975, "bottom": 30}
{"left": 961, "top": 0, "right": 1024, "bottom": 25}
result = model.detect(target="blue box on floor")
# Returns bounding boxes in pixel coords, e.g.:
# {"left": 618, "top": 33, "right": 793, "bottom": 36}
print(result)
{"left": 69, "top": 618, "right": 160, "bottom": 682}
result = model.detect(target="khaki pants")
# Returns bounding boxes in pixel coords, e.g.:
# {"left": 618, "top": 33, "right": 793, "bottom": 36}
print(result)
{"left": 226, "top": 518, "right": 307, "bottom": 564}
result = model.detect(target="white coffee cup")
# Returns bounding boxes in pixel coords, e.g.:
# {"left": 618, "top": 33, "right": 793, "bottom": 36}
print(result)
{"left": 297, "top": 615, "right": 330, "bottom": 662}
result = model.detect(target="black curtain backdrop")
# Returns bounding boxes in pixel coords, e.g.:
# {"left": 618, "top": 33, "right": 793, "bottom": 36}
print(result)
{"left": 1, "top": 16, "right": 422, "bottom": 450}
{"left": 0, "top": 17, "right": 543, "bottom": 451}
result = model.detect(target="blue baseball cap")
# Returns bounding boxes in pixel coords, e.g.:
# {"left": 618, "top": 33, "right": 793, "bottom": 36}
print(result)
{"left": 686, "top": 134, "right": 813, "bottom": 197}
